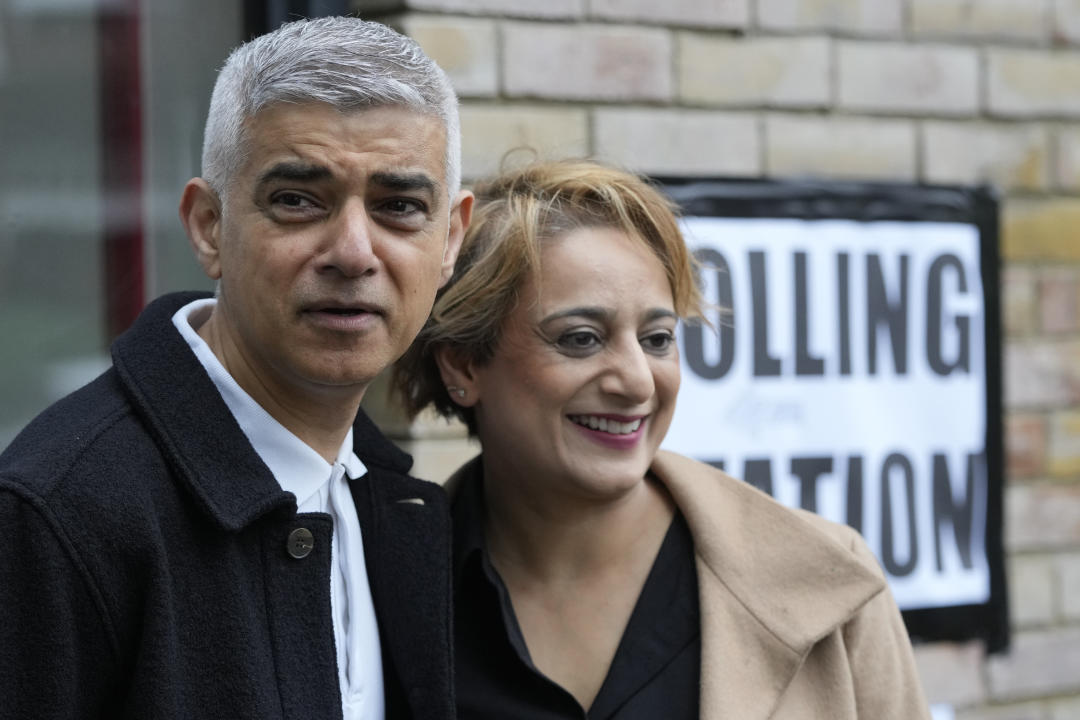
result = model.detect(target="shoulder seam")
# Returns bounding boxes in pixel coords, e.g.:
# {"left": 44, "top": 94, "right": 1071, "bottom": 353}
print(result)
{"left": 0, "top": 479, "right": 123, "bottom": 666}
{"left": 46, "top": 403, "right": 134, "bottom": 497}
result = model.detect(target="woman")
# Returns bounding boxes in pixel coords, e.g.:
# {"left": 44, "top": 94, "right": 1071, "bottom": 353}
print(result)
{"left": 394, "top": 160, "right": 930, "bottom": 719}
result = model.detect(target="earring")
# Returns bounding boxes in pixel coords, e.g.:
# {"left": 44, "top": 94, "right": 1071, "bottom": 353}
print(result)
{"left": 446, "top": 386, "right": 466, "bottom": 399}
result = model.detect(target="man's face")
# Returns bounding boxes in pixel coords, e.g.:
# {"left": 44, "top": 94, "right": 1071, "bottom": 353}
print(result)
{"left": 186, "top": 103, "right": 468, "bottom": 403}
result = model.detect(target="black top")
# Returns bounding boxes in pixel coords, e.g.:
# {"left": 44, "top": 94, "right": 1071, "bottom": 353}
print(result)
{"left": 451, "top": 460, "right": 700, "bottom": 720}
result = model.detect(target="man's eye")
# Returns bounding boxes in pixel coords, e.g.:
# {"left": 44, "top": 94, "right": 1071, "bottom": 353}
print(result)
{"left": 381, "top": 198, "right": 425, "bottom": 216}
{"left": 271, "top": 192, "right": 318, "bottom": 210}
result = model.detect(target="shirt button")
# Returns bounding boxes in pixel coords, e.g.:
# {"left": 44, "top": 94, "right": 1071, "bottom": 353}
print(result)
{"left": 286, "top": 528, "right": 315, "bottom": 559}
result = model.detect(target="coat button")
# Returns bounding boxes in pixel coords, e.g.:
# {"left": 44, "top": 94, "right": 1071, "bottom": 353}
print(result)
{"left": 286, "top": 528, "right": 314, "bottom": 559}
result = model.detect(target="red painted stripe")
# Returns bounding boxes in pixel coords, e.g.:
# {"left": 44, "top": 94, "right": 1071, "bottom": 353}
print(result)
{"left": 99, "top": 0, "right": 145, "bottom": 340}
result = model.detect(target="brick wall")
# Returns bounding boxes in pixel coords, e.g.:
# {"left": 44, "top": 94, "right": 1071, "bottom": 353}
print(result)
{"left": 355, "top": 0, "right": 1080, "bottom": 716}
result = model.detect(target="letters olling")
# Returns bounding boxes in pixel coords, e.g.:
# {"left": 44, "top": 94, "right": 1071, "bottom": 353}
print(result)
{"left": 683, "top": 249, "right": 972, "bottom": 380}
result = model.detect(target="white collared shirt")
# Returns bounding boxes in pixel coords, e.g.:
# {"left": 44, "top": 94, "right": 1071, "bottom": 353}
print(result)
{"left": 173, "top": 298, "right": 385, "bottom": 720}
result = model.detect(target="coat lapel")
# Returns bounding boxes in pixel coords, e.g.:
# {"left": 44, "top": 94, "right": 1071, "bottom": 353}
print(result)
{"left": 650, "top": 451, "right": 885, "bottom": 719}
{"left": 111, "top": 292, "right": 294, "bottom": 531}
{"left": 348, "top": 412, "right": 453, "bottom": 720}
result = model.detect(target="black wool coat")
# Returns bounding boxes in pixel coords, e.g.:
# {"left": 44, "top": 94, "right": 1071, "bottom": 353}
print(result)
{"left": 0, "top": 292, "right": 453, "bottom": 720}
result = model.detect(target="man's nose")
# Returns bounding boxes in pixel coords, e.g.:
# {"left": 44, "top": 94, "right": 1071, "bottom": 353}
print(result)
{"left": 319, "top": 201, "right": 378, "bottom": 278}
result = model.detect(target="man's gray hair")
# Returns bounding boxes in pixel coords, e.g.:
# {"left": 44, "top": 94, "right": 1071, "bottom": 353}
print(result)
{"left": 202, "top": 16, "right": 461, "bottom": 200}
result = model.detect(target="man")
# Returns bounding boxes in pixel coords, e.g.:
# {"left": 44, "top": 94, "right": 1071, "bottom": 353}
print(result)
{"left": 0, "top": 17, "right": 471, "bottom": 720}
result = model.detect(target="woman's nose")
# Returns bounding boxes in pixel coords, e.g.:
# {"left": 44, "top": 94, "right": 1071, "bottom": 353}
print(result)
{"left": 600, "top": 342, "right": 656, "bottom": 404}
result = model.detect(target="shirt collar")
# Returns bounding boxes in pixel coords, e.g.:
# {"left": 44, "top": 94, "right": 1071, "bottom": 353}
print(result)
{"left": 172, "top": 298, "right": 367, "bottom": 506}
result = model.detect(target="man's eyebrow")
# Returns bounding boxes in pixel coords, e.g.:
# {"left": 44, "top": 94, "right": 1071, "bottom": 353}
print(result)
{"left": 255, "top": 162, "right": 332, "bottom": 189}
{"left": 370, "top": 171, "right": 439, "bottom": 196}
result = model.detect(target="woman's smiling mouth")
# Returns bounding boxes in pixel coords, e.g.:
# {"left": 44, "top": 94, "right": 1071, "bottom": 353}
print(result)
{"left": 568, "top": 415, "right": 644, "bottom": 435}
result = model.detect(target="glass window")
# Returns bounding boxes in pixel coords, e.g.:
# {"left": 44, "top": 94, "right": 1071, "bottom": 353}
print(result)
{"left": 0, "top": 0, "right": 241, "bottom": 449}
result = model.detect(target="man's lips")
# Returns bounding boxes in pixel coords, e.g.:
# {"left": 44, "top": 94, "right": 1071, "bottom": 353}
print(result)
{"left": 312, "top": 307, "right": 373, "bottom": 316}
{"left": 301, "top": 301, "right": 384, "bottom": 330}
{"left": 302, "top": 299, "right": 384, "bottom": 316}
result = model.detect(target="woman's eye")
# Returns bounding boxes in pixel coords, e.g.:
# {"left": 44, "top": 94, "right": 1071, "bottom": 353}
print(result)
{"left": 641, "top": 330, "right": 675, "bottom": 353}
{"left": 557, "top": 330, "right": 601, "bottom": 352}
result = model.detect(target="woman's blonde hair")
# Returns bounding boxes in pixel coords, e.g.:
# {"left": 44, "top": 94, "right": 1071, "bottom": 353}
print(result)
{"left": 393, "top": 158, "right": 704, "bottom": 432}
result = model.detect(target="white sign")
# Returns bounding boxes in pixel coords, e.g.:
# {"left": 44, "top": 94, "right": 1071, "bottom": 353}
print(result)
{"left": 665, "top": 217, "right": 990, "bottom": 610}
{"left": 931, "top": 705, "right": 955, "bottom": 720}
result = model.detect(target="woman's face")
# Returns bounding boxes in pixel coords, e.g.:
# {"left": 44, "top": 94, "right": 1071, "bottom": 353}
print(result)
{"left": 467, "top": 226, "right": 681, "bottom": 502}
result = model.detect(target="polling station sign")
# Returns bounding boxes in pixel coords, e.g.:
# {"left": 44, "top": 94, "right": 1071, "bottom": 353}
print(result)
{"left": 659, "top": 179, "right": 1007, "bottom": 651}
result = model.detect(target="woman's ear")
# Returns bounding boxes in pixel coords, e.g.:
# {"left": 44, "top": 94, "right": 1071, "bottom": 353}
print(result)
{"left": 434, "top": 345, "right": 479, "bottom": 407}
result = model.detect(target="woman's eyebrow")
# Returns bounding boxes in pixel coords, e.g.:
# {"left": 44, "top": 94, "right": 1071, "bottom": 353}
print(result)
{"left": 540, "top": 307, "right": 678, "bottom": 325}
{"left": 540, "top": 306, "right": 611, "bottom": 325}
{"left": 643, "top": 308, "right": 679, "bottom": 323}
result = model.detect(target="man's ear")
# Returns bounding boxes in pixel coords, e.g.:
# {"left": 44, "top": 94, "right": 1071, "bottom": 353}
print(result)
{"left": 434, "top": 344, "right": 479, "bottom": 407}
{"left": 179, "top": 178, "right": 224, "bottom": 280}
{"left": 440, "top": 189, "right": 474, "bottom": 286}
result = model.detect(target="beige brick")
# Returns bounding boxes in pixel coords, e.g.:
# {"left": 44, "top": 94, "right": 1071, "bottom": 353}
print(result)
{"left": 1052, "top": 126, "right": 1080, "bottom": 191}
{"left": 957, "top": 702, "right": 1048, "bottom": 720}
{"left": 365, "top": 375, "right": 478, "bottom": 483}
{"left": 1007, "top": 482, "right": 1080, "bottom": 550}
{"left": 757, "top": 0, "right": 902, "bottom": 34}
{"left": 1040, "top": 266, "right": 1080, "bottom": 333}
{"left": 914, "top": 640, "right": 987, "bottom": 707}
{"left": 502, "top": 22, "right": 671, "bottom": 101}
{"left": 458, "top": 103, "right": 588, "bottom": 181}
{"left": 358, "top": 370, "right": 468, "bottom": 440}
{"left": 1007, "top": 413, "right": 1048, "bottom": 478}
{"left": 589, "top": 0, "right": 749, "bottom": 28}
{"left": 679, "top": 34, "right": 829, "bottom": 108}
{"left": 399, "top": 16, "right": 496, "bottom": 97}
{"left": 1048, "top": 695, "right": 1080, "bottom": 720}
{"left": 988, "top": 49, "right": 1080, "bottom": 118}
{"left": 359, "top": 370, "right": 412, "bottom": 437}
{"left": 393, "top": 0, "right": 583, "bottom": 18}
{"left": 765, "top": 115, "right": 916, "bottom": 181}
{"left": 1059, "top": 552, "right": 1080, "bottom": 621}
{"left": 838, "top": 42, "right": 979, "bottom": 116}
{"left": 1053, "top": 0, "right": 1080, "bottom": 45}
{"left": 1004, "top": 340, "right": 1080, "bottom": 409}
{"left": 1048, "top": 410, "right": 1080, "bottom": 477}
{"left": 1002, "top": 266, "right": 1039, "bottom": 337}
{"left": 593, "top": 108, "right": 759, "bottom": 176}
{"left": 1003, "top": 197, "right": 1080, "bottom": 261}
{"left": 399, "top": 435, "right": 479, "bottom": 484}
{"left": 987, "top": 626, "right": 1080, "bottom": 700}
{"left": 1008, "top": 554, "right": 1057, "bottom": 626}
{"left": 911, "top": 0, "right": 1050, "bottom": 42}
{"left": 922, "top": 122, "right": 1050, "bottom": 191}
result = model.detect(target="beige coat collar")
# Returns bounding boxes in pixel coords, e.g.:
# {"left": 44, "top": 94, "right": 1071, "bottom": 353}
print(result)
{"left": 649, "top": 450, "right": 886, "bottom": 719}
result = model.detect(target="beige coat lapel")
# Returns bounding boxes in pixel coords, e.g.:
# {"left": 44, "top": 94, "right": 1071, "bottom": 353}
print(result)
{"left": 650, "top": 450, "right": 886, "bottom": 719}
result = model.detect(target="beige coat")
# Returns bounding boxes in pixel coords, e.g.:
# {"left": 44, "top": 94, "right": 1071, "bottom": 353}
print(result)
{"left": 650, "top": 450, "right": 931, "bottom": 720}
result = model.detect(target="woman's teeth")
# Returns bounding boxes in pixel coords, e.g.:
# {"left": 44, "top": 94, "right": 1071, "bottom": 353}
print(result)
{"left": 569, "top": 415, "right": 642, "bottom": 435}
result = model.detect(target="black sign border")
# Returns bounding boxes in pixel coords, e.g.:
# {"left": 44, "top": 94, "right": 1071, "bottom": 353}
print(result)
{"left": 655, "top": 176, "right": 1008, "bottom": 653}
